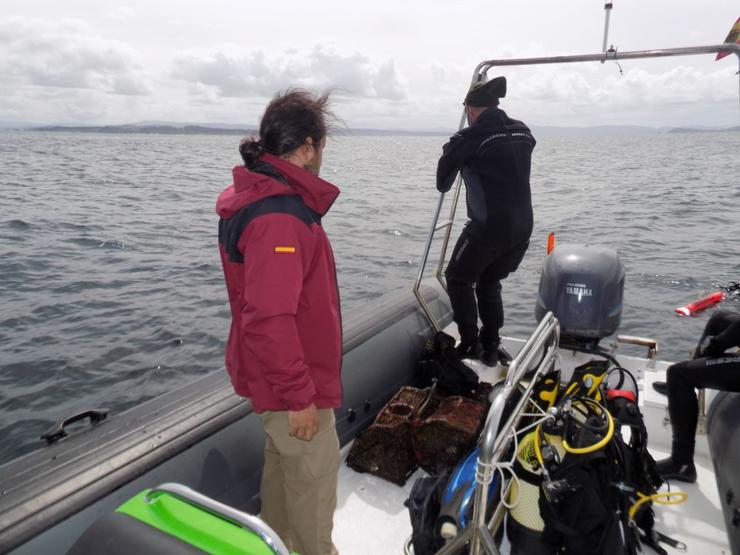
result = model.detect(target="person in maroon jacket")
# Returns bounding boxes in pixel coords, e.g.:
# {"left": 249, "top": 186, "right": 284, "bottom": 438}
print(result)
{"left": 217, "top": 89, "right": 342, "bottom": 555}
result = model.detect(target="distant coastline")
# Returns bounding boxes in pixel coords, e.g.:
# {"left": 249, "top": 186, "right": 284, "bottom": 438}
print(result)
{"left": 31, "top": 124, "right": 257, "bottom": 136}
{"left": 667, "top": 126, "right": 740, "bottom": 134}
{"left": 19, "top": 124, "right": 450, "bottom": 137}
{"left": 1, "top": 123, "right": 738, "bottom": 136}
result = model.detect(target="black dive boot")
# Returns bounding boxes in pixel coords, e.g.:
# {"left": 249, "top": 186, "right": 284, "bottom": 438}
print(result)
{"left": 480, "top": 325, "right": 512, "bottom": 367}
{"left": 480, "top": 341, "right": 512, "bottom": 367}
{"left": 496, "top": 345, "right": 513, "bottom": 366}
{"left": 480, "top": 348, "right": 497, "bottom": 367}
{"left": 656, "top": 457, "right": 697, "bottom": 483}
{"left": 456, "top": 340, "right": 482, "bottom": 360}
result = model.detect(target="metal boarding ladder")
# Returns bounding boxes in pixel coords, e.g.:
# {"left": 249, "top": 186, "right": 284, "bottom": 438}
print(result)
{"left": 412, "top": 42, "right": 740, "bottom": 333}
{"left": 412, "top": 98, "right": 468, "bottom": 332}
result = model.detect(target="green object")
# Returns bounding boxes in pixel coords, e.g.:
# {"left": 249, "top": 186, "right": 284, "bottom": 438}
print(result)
{"left": 117, "top": 490, "right": 298, "bottom": 555}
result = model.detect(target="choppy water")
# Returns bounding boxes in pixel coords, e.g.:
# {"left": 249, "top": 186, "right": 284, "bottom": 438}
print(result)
{"left": 1, "top": 130, "right": 738, "bottom": 465}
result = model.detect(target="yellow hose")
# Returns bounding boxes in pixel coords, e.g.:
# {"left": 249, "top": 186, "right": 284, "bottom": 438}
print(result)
{"left": 628, "top": 491, "right": 688, "bottom": 520}
{"left": 561, "top": 398, "right": 614, "bottom": 454}
{"left": 534, "top": 424, "right": 544, "bottom": 466}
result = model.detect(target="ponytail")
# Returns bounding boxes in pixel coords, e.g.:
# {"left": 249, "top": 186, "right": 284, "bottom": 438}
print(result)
{"left": 239, "top": 137, "right": 264, "bottom": 169}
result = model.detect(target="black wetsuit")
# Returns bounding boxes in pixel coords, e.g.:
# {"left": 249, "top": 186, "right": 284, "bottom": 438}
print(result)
{"left": 436, "top": 107, "right": 535, "bottom": 347}
{"left": 667, "top": 310, "right": 740, "bottom": 463}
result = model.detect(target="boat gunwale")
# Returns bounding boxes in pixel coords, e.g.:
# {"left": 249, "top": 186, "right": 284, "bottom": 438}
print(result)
{"left": 0, "top": 282, "right": 446, "bottom": 554}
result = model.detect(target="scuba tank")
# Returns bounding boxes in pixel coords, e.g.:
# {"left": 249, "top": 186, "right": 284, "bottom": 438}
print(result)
{"left": 504, "top": 370, "right": 562, "bottom": 555}
{"left": 507, "top": 364, "right": 616, "bottom": 555}
{"left": 436, "top": 447, "right": 499, "bottom": 539}
{"left": 506, "top": 428, "right": 564, "bottom": 555}
{"left": 435, "top": 370, "right": 560, "bottom": 541}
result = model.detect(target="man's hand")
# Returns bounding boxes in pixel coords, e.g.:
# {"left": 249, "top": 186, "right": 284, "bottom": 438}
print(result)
{"left": 288, "top": 403, "right": 320, "bottom": 441}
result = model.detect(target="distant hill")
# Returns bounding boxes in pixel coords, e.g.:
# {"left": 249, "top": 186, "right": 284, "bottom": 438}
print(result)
{"left": 32, "top": 124, "right": 257, "bottom": 135}
{"left": 23, "top": 123, "right": 667, "bottom": 137}
{"left": 28, "top": 123, "right": 450, "bottom": 136}
{"left": 9, "top": 122, "right": 739, "bottom": 136}
{"left": 531, "top": 125, "right": 659, "bottom": 137}
{"left": 343, "top": 128, "right": 448, "bottom": 136}
{"left": 0, "top": 121, "right": 36, "bottom": 130}
{"left": 667, "top": 126, "right": 740, "bottom": 134}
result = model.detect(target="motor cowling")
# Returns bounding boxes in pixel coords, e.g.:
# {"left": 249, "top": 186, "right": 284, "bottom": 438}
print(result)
{"left": 535, "top": 244, "right": 624, "bottom": 345}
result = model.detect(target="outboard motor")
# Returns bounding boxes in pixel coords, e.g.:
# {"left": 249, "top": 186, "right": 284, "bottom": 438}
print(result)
{"left": 535, "top": 244, "right": 625, "bottom": 348}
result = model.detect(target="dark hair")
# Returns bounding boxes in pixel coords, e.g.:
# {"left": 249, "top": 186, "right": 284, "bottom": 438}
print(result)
{"left": 240, "top": 89, "right": 334, "bottom": 168}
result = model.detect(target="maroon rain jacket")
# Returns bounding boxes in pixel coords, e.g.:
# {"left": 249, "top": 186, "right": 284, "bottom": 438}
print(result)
{"left": 216, "top": 153, "right": 342, "bottom": 413}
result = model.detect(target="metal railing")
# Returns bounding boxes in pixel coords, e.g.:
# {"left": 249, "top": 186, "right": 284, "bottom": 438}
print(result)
{"left": 146, "top": 483, "right": 291, "bottom": 555}
{"left": 412, "top": 42, "right": 740, "bottom": 333}
{"left": 433, "top": 312, "right": 560, "bottom": 555}
{"left": 407, "top": 40, "right": 740, "bottom": 554}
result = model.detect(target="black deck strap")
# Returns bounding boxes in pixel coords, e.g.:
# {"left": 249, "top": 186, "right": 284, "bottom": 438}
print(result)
{"left": 638, "top": 531, "right": 668, "bottom": 555}
{"left": 65, "top": 511, "right": 207, "bottom": 555}
{"left": 639, "top": 528, "right": 687, "bottom": 555}
{"left": 654, "top": 530, "right": 687, "bottom": 552}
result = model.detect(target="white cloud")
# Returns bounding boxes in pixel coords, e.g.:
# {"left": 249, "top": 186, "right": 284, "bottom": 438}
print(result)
{"left": 170, "top": 45, "right": 407, "bottom": 100}
{"left": 104, "top": 7, "right": 136, "bottom": 23}
{"left": 0, "top": 16, "right": 150, "bottom": 96}
{"left": 498, "top": 62, "right": 739, "bottom": 127}
{"left": 0, "top": 4, "right": 737, "bottom": 129}
{"left": 0, "top": 87, "right": 119, "bottom": 124}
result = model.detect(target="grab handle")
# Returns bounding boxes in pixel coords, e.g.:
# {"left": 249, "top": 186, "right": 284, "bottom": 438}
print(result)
{"left": 41, "top": 408, "right": 109, "bottom": 444}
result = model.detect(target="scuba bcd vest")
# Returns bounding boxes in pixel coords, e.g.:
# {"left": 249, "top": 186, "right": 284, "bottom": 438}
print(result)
{"left": 507, "top": 360, "right": 673, "bottom": 555}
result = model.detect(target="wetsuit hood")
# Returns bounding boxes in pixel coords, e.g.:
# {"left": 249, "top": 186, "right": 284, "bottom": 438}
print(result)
{"left": 216, "top": 153, "right": 340, "bottom": 219}
{"left": 472, "top": 106, "right": 527, "bottom": 130}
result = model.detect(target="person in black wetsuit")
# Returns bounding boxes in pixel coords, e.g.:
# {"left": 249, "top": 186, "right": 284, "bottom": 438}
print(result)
{"left": 653, "top": 310, "right": 740, "bottom": 482}
{"left": 436, "top": 76, "right": 535, "bottom": 366}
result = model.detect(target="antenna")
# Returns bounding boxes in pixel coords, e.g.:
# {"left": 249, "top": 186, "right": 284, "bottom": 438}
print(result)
{"left": 601, "top": 2, "right": 614, "bottom": 62}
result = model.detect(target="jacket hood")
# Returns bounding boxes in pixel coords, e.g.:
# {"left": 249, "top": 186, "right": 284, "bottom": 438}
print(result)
{"left": 475, "top": 106, "right": 530, "bottom": 132}
{"left": 216, "top": 153, "right": 340, "bottom": 219}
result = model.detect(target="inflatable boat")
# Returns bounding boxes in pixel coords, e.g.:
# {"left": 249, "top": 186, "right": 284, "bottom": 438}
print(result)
{"left": 0, "top": 35, "right": 738, "bottom": 555}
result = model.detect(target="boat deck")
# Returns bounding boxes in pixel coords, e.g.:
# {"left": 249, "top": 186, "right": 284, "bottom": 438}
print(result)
{"left": 332, "top": 333, "right": 730, "bottom": 554}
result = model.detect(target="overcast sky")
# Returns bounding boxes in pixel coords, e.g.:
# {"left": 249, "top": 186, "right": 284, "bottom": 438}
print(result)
{"left": 1, "top": 0, "right": 738, "bottom": 129}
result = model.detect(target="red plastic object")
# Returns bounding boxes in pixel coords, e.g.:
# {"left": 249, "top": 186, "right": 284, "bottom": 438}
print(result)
{"left": 674, "top": 290, "right": 725, "bottom": 317}
{"left": 606, "top": 389, "right": 637, "bottom": 403}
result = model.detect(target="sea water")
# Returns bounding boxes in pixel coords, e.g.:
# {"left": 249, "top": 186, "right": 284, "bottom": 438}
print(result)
{"left": 0, "top": 130, "right": 738, "bottom": 464}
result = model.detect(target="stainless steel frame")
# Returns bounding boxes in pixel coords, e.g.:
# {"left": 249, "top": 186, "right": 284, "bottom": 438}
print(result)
{"left": 146, "top": 483, "right": 291, "bottom": 555}
{"left": 410, "top": 41, "right": 739, "bottom": 555}
{"left": 412, "top": 42, "right": 740, "bottom": 333}
{"left": 436, "top": 312, "right": 560, "bottom": 555}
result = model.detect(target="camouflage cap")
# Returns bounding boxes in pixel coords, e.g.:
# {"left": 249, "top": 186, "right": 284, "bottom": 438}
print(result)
{"left": 464, "top": 76, "right": 507, "bottom": 107}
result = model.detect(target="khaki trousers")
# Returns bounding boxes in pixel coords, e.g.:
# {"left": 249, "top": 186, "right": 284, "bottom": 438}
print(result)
{"left": 259, "top": 409, "right": 340, "bottom": 555}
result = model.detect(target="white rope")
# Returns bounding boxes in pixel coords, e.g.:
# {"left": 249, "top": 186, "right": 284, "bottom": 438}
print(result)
{"left": 475, "top": 456, "right": 495, "bottom": 486}
{"left": 496, "top": 429, "right": 522, "bottom": 510}
{"left": 475, "top": 428, "right": 524, "bottom": 510}
{"left": 473, "top": 392, "right": 556, "bottom": 512}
